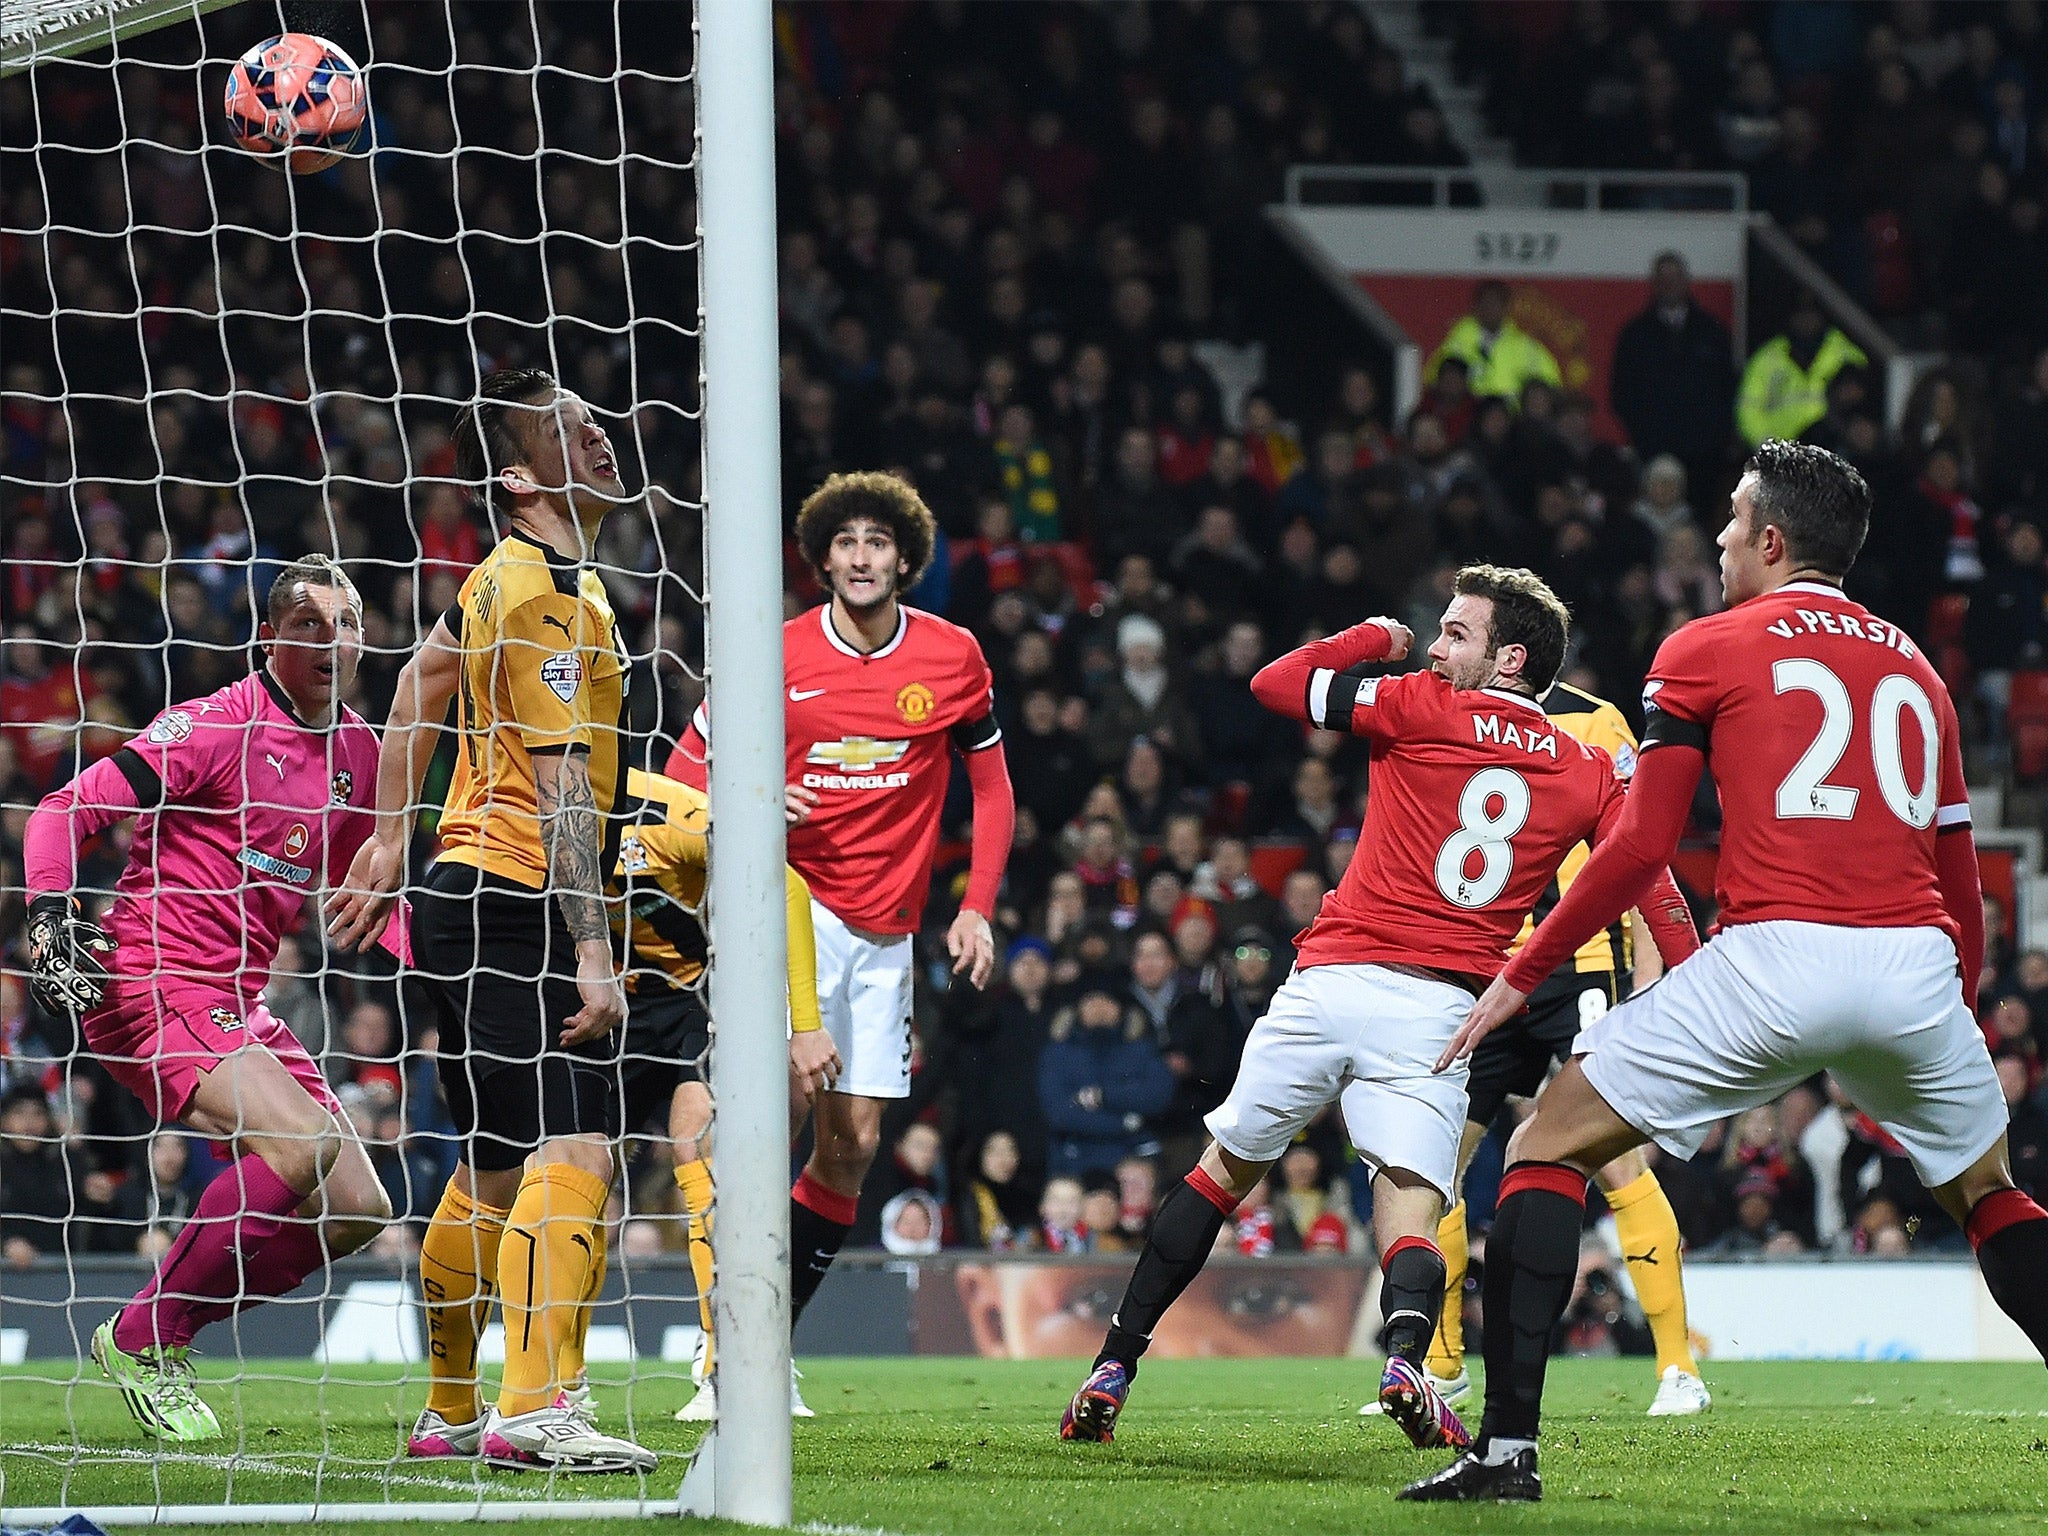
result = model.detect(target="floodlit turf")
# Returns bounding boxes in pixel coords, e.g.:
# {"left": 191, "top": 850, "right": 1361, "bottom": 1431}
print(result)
{"left": 2, "top": 1357, "right": 2045, "bottom": 1533}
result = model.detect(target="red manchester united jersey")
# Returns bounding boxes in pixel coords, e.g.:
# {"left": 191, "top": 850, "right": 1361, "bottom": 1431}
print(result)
{"left": 1291, "top": 669, "right": 1628, "bottom": 976}
{"left": 1639, "top": 579, "right": 1968, "bottom": 941}
{"left": 668, "top": 603, "right": 999, "bottom": 933}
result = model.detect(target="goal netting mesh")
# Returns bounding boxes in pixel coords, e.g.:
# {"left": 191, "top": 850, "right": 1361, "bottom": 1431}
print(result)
{"left": 1, "top": 0, "right": 716, "bottom": 1518}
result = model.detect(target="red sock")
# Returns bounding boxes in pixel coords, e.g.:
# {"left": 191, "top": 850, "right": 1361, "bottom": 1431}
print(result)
{"left": 115, "top": 1153, "right": 306, "bottom": 1353}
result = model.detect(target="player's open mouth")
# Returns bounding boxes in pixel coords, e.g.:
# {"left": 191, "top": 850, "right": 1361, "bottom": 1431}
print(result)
{"left": 593, "top": 454, "right": 617, "bottom": 479}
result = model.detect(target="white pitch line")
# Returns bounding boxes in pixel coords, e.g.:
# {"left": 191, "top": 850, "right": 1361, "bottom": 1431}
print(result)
{"left": 4, "top": 1441, "right": 553, "bottom": 1498}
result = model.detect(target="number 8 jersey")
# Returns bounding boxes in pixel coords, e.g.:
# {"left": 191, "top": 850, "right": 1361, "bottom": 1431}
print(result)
{"left": 1283, "top": 660, "right": 1630, "bottom": 977}
{"left": 1639, "top": 579, "right": 1968, "bottom": 943}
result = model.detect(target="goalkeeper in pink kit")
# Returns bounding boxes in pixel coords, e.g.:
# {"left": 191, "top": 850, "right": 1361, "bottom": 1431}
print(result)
{"left": 23, "top": 555, "right": 391, "bottom": 1442}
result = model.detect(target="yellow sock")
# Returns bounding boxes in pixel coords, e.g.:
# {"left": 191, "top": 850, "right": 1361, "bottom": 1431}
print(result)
{"left": 1607, "top": 1168, "right": 1699, "bottom": 1376}
{"left": 419, "top": 1181, "right": 508, "bottom": 1424}
{"left": 494, "top": 1162, "right": 610, "bottom": 1417}
{"left": 1425, "top": 1200, "right": 1468, "bottom": 1380}
{"left": 676, "top": 1157, "right": 716, "bottom": 1378}
{"left": 556, "top": 1219, "right": 608, "bottom": 1389}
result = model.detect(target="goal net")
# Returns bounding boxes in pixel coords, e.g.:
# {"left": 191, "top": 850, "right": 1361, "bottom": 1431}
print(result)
{"left": 0, "top": 0, "right": 784, "bottom": 1521}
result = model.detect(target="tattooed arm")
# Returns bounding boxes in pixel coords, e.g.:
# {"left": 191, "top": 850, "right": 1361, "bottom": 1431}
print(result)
{"left": 535, "top": 747, "right": 625, "bottom": 1046}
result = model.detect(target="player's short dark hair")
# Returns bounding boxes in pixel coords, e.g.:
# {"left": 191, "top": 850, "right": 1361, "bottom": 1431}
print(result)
{"left": 794, "top": 470, "right": 937, "bottom": 587}
{"left": 1453, "top": 563, "right": 1570, "bottom": 693}
{"left": 266, "top": 552, "right": 361, "bottom": 629}
{"left": 1744, "top": 438, "right": 1871, "bottom": 577}
{"left": 452, "top": 367, "right": 560, "bottom": 517}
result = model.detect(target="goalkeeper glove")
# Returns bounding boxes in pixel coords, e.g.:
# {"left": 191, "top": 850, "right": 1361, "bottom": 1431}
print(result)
{"left": 26, "top": 893, "right": 118, "bottom": 1018}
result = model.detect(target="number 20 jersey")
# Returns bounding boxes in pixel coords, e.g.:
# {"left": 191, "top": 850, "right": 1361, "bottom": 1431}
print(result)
{"left": 1639, "top": 579, "right": 1968, "bottom": 944}
{"left": 1291, "top": 669, "right": 1628, "bottom": 976}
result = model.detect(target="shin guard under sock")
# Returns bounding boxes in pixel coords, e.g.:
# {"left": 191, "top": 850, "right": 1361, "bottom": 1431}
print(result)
{"left": 790, "top": 1170, "right": 857, "bottom": 1323}
{"left": 495, "top": 1162, "right": 609, "bottom": 1417}
{"left": 1425, "top": 1200, "right": 1468, "bottom": 1379}
{"left": 1479, "top": 1162, "right": 1588, "bottom": 1445}
{"left": 1606, "top": 1167, "right": 1698, "bottom": 1376}
{"left": 1380, "top": 1235, "right": 1448, "bottom": 1366}
{"left": 676, "top": 1157, "right": 717, "bottom": 1375}
{"left": 1968, "top": 1188, "right": 2048, "bottom": 1362}
{"left": 1096, "top": 1166, "right": 1237, "bottom": 1378}
{"left": 420, "top": 1181, "right": 509, "bottom": 1422}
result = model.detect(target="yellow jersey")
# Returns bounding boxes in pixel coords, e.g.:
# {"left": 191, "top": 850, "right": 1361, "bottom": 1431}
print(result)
{"left": 613, "top": 768, "right": 823, "bottom": 1035}
{"left": 1510, "top": 681, "right": 1639, "bottom": 977}
{"left": 434, "top": 533, "right": 629, "bottom": 890}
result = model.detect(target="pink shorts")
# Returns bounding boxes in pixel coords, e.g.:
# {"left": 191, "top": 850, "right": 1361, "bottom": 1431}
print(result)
{"left": 85, "top": 975, "right": 340, "bottom": 1125}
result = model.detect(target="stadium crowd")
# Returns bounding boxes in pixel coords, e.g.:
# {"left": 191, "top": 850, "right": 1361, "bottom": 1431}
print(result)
{"left": 4, "top": 1, "right": 2048, "bottom": 1297}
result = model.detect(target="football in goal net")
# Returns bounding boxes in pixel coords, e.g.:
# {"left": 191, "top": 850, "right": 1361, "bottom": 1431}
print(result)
{"left": 1, "top": 0, "right": 791, "bottom": 1523}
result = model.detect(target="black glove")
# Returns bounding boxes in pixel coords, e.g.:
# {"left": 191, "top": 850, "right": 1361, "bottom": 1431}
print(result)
{"left": 26, "top": 893, "right": 117, "bottom": 1018}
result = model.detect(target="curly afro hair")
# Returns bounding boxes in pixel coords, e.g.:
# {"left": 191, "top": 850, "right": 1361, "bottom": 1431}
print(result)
{"left": 793, "top": 471, "right": 937, "bottom": 588}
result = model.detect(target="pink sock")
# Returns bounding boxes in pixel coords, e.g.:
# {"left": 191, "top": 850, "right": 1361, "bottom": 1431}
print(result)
{"left": 115, "top": 1153, "right": 306, "bottom": 1354}
{"left": 183, "top": 1219, "right": 331, "bottom": 1334}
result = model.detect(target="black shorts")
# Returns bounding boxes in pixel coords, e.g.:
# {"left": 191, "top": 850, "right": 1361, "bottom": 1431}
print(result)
{"left": 617, "top": 983, "right": 711, "bottom": 1137}
{"left": 1464, "top": 970, "right": 1628, "bottom": 1128}
{"left": 411, "top": 862, "right": 620, "bottom": 1172}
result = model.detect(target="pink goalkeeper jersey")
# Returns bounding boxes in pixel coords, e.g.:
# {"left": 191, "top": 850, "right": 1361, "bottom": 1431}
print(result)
{"left": 99, "top": 672, "right": 379, "bottom": 1004}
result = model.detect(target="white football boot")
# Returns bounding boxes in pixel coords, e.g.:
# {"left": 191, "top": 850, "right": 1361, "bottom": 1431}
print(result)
{"left": 1646, "top": 1365, "right": 1712, "bottom": 1417}
{"left": 480, "top": 1403, "right": 657, "bottom": 1473}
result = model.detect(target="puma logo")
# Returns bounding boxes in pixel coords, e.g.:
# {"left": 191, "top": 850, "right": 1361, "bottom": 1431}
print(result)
{"left": 1626, "top": 1247, "right": 1659, "bottom": 1266}
{"left": 264, "top": 752, "right": 288, "bottom": 780}
{"left": 541, "top": 614, "right": 575, "bottom": 639}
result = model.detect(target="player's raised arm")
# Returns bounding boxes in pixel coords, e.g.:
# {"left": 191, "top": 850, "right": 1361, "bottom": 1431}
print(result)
{"left": 21, "top": 754, "right": 140, "bottom": 1014}
{"left": 1249, "top": 617, "right": 1414, "bottom": 728}
{"left": 327, "top": 612, "right": 463, "bottom": 952}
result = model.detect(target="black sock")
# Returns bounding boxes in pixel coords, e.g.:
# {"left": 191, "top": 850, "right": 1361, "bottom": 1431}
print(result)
{"left": 1380, "top": 1237, "right": 1448, "bottom": 1366}
{"left": 1970, "top": 1191, "right": 2048, "bottom": 1363}
{"left": 1479, "top": 1162, "right": 1587, "bottom": 1445}
{"left": 789, "top": 1174, "right": 855, "bottom": 1324}
{"left": 1095, "top": 1173, "right": 1235, "bottom": 1378}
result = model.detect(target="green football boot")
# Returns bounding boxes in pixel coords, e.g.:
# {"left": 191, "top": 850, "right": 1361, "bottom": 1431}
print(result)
{"left": 92, "top": 1318, "right": 223, "bottom": 1442}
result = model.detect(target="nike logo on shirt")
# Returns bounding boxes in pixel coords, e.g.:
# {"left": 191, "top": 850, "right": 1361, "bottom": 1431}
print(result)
{"left": 789, "top": 687, "right": 826, "bottom": 701}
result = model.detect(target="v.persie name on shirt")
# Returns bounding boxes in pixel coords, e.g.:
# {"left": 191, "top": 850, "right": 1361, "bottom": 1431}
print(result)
{"left": 1765, "top": 607, "right": 1918, "bottom": 656}
{"left": 1472, "top": 713, "right": 1559, "bottom": 758}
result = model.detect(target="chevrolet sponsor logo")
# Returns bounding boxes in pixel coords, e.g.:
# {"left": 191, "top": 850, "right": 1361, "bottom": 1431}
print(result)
{"left": 806, "top": 737, "right": 909, "bottom": 772}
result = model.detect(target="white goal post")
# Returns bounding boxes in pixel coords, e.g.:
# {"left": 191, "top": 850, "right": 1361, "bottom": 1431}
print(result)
{"left": 0, "top": 0, "right": 790, "bottom": 1524}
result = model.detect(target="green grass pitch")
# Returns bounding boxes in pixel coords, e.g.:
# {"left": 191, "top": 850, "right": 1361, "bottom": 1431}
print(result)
{"left": 2, "top": 1357, "right": 2045, "bottom": 1533}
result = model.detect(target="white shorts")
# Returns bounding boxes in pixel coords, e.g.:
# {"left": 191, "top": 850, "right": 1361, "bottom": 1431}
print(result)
{"left": 1575, "top": 921, "right": 2005, "bottom": 1189}
{"left": 1204, "top": 963, "right": 1472, "bottom": 1201}
{"left": 810, "top": 898, "right": 914, "bottom": 1100}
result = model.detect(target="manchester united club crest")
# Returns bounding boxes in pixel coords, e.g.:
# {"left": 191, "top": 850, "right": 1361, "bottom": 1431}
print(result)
{"left": 895, "top": 682, "right": 935, "bottom": 724}
{"left": 331, "top": 769, "right": 354, "bottom": 804}
{"left": 283, "top": 824, "right": 309, "bottom": 859}
{"left": 209, "top": 1006, "right": 244, "bottom": 1033}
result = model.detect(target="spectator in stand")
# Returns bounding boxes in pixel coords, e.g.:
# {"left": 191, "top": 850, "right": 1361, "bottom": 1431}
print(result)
{"left": 1037, "top": 1175, "right": 1090, "bottom": 1252}
{"left": 1966, "top": 520, "right": 2046, "bottom": 736}
{"left": 1039, "top": 973, "right": 1173, "bottom": 1179}
{"left": 1178, "top": 435, "right": 1274, "bottom": 553}
{"left": 993, "top": 403, "right": 1063, "bottom": 543}
{"left": 0, "top": 1084, "right": 67, "bottom": 1265}
{"left": 1425, "top": 280, "right": 1561, "bottom": 404}
{"left": 1081, "top": 1184, "right": 1129, "bottom": 1252}
{"left": 415, "top": 483, "right": 483, "bottom": 584}
{"left": 926, "top": 936, "right": 1056, "bottom": 1187}
{"left": 1274, "top": 1142, "right": 1349, "bottom": 1253}
{"left": 852, "top": 1121, "right": 947, "bottom": 1247}
{"left": 2001, "top": 1057, "right": 2047, "bottom": 1199}
{"left": 1238, "top": 391, "right": 1302, "bottom": 497}
{"left": 1418, "top": 356, "right": 1477, "bottom": 445}
{"left": 1095, "top": 427, "right": 1185, "bottom": 570}
{"left": 1155, "top": 383, "right": 1217, "bottom": 491}
{"left": 1005, "top": 687, "right": 1095, "bottom": 833}
{"left": 1171, "top": 505, "right": 1262, "bottom": 624}
{"left": 1736, "top": 292, "right": 1869, "bottom": 447}
{"left": 1192, "top": 620, "right": 1295, "bottom": 794}
{"left": 1276, "top": 429, "right": 1365, "bottom": 531}
{"left": 331, "top": 1000, "right": 403, "bottom": 1102}
{"left": 1609, "top": 252, "right": 1735, "bottom": 508}
{"left": 1087, "top": 614, "right": 1202, "bottom": 774}
{"left": 957, "top": 1130, "right": 1037, "bottom": 1251}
